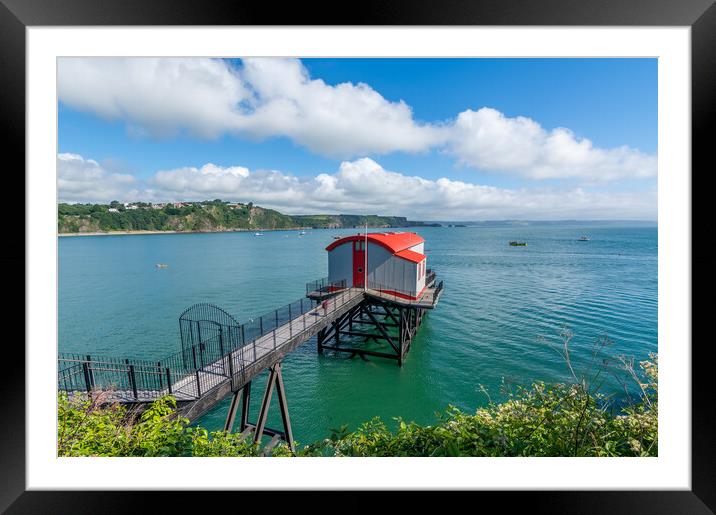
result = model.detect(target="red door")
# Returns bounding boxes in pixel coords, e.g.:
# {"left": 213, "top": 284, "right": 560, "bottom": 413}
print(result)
{"left": 352, "top": 240, "right": 365, "bottom": 287}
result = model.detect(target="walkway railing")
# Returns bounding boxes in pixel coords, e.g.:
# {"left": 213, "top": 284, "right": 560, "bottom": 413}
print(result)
{"left": 58, "top": 353, "right": 172, "bottom": 400}
{"left": 306, "top": 278, "right": 347, "bottom": 295}
{"left": 363, "top": 275, "right": 443, "bottom": 306}
{"left": 58, "top": 288, "right": 363, "bottom": 402}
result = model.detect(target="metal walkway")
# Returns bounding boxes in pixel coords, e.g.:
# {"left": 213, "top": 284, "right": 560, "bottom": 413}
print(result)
{"left": 58, "top": 271, "right": 443, "bottom": 452}
{"left": 58, "top": 275, "right": 443, "bottom": 452}
{"left": 58, "top": 288, "right": 364, "bottom": 420}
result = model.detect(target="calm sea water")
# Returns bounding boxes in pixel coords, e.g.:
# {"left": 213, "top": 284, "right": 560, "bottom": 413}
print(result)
{"left": 58, "top": 223, "right": 657, "bottom": 444}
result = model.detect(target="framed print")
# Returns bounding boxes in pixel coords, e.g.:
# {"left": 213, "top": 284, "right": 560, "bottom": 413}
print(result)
{"left": 2, "top": 0, "right": 709, "bottom": 511}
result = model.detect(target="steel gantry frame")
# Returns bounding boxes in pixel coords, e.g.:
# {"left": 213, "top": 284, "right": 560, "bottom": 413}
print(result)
{"left": 223, "top": 361, "right": 295, "bottom": 454}
{"left": 316, "top": 297, "right": 425, "bottom": 367}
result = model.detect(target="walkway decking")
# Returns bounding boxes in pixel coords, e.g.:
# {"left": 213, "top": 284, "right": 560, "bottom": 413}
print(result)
{"left": 60, "top": 277, "right": 443, "bottom": 421}
{"left": 172, "top": 289, "right": 362, "bottom": 400}
{"left": 64, "top": 288, "right": 365, "bottom": 420}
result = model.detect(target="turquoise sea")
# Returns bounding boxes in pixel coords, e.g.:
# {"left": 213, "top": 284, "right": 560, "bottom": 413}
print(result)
{"left": 58, "top": 223, "right": 657, "bottom": 444}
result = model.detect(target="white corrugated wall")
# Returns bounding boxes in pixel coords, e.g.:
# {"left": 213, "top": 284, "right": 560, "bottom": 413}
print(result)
{"left": 329, "top": 239, "right": 424, "bottom": 295}
{"left": 328, "top": 242, "right": 353, "bottom": 286}
{"left": 366, "top": 242, "right": 419, "bottom": 296}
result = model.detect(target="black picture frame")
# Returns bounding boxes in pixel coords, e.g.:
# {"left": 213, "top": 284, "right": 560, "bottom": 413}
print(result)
{"left": 2, "top": 0, "right": 707, "bottom": 511}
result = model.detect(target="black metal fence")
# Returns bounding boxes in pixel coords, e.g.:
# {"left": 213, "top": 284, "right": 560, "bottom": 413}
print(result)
{"left": 58, "top": 353, "right": 169, "bottom": 401}
{"left": 364, "top": 274, "right": 443, "bottom": 305}
{"left": 305, "top": 278, "right": 347, "bottom": 295}
{"left": 58, "top": 273, "right": 439, "bottom": 401}
{"left": 58, "top": 287, "right": 362, "bottom": 402}
{"left": 179, "top": 303, "right": 242, "bottom": 371}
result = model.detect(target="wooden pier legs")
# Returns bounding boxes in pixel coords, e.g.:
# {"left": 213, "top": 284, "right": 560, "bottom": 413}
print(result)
{"left": 224, "top": 363, "right": 295, "bottom": 454}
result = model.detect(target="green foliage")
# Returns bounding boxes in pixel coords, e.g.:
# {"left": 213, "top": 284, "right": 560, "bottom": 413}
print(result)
{"left": 290, "top": 214, "right": 413, "bottom": 229}
{"left": 57, "top": 201, "right": 300, "bottom": 233}
{"left": 57, "top": 355, "right": 657, "bottom": 458}
{"left": 189, "top": 428, "right": 263, "bottom": 457}
{"left": 322, "top": 364, "right": 656, "bottom": 458}
{"left": 58, "top": 394, "right": 193, "bottom": 457}
{"left": 58, "top": 201, "right": 422, "bottom": 233}
{"left": 189, "top": 429, "right": 300, "bottom": 457}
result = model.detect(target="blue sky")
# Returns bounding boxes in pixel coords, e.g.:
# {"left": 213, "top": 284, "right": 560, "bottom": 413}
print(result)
{"left": 57, "top": 58, "right": 657, "bottom": 220}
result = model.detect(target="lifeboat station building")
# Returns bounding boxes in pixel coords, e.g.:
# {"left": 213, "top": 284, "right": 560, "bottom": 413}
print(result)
{"left": 326, "top": 232, "right": 430, "bottom": 301}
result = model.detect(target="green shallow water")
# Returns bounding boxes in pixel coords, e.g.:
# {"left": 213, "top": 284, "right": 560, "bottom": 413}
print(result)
{"left": 59, "top": 223, "right": 657, "bottom": 443}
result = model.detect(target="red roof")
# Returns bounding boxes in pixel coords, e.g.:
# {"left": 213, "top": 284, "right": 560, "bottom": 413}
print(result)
{"left": 326, "top": 232, "right": 424, "bottom": 254}
{"left": 395, "top": 249, "right": 426, "bottom": 264}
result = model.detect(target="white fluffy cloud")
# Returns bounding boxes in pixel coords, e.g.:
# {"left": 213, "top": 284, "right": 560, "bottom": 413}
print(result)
{"left": 57, "top": 153, "right": 139, "bottom": 203}
{"left": 235, "top": 59, "right": 444, "bottom": 156}
{"left": 58, "top": 58, "right": 655, "bottom": 183}
{"left": 58, "top": 58, "right": 249, "bottom": 139}
{"left": 61, "top": 155, "right": 654, "bottom": 220}
{"left": 448, "top": 108, "right": 657, "bottom": 181}
{"left": 58, "top": 57, "right": 442, "bottom": 156}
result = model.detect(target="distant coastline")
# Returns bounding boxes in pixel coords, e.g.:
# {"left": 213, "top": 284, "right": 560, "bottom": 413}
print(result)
{"left": 58, "top": 226, "right": 314, "bottom": 237}
{"left": 57, "top": 200, "right": 656, "bottom": 236}
{"left": 57, "top": 199, "right": 437, "bottom": 235}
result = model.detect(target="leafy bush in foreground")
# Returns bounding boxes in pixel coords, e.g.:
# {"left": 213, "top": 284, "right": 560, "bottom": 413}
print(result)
{"left": 319, "top": 364, "right": 657, "bottom": 457}
{"left": 58, "top": 394, "right": 196, "bottom": 457}
{"left": 57, "top": 354, "right": 657, "bottom": 458}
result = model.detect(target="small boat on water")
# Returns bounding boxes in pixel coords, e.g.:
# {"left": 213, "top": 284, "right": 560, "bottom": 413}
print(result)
{"left": 299, "top": 230, "right": 306, "bottom": 235}
{"left": 333, "top": 236, "right": 341, "bottom": 240}
{"left": 509, "top": 241, "right": 527, "bottom": 246}
{"left": 155, "top": 263, "right": 168, "bottom": 269}
{"left": 254, "top": 232, "right": 263, "bottom": 236}
{"left": 577, "top": 235, "right": 590, "bottom": 241}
